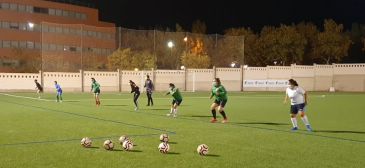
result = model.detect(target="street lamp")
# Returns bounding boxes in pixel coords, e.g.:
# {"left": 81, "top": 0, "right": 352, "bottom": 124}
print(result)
{"left": 183, "top": 37, "right": 188, "bottom": 42}
{"left": 167, "top": 41, "right": 174, "bottom": 48}
{"left": 180, "top": 65, "right": 185, "bottom": 70}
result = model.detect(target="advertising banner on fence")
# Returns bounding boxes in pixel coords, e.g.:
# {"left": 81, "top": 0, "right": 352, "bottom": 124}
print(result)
{"left": 244, "top": 80, "right": 289, "bottom": 88}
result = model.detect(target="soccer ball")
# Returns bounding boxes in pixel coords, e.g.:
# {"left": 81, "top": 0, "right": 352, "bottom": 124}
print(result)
{"left": 119, "top": 135, "right": 129, "bottom": 145}
{"left": 103, "top": 140, "right": 114, "bottom": 150}
{"left": 80, "top": 137, "right": 92, "bottom": 148}
{"left": 158, "top": 142, "right": 170, "bottom": 153}
{"left": 197, "top": 144, "right": 209, "bottom": 155}
{"left": 159, "top": 134, "right": 169, "bottom": 142}
{"left": 122, "top": 140, "right": 134, "bottom": 151}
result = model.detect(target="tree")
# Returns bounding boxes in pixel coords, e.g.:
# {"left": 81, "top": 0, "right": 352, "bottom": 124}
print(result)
{"left": 295, "top": 22, "right": 319, "bottom": 64}
{"left": 257, "top": 25, "right": 307, "bottom": 66}
{"left": 313, "top": 19, "right": 352, "bottom": 64}
{"left": 181, "top": 51, "right": 211, "bottom": 69}
{"left": 11, "top": 48, "right": 40, "bottom": 72}
{"left": 192, "top": 20, "right": 207, "bottom": 34}
{"left": 175, "top": 23, "right": 185, "bottom": 32}
{"left": 107, "top": 48, "right": 156, "bottom": 70}
{"left": 223, "top": 27, "right": 257, "bottom": 66}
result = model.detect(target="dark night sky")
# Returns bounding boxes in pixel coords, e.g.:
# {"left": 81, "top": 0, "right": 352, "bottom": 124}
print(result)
{"left": 91, "top": 0, "right": 365, "bottom": 33}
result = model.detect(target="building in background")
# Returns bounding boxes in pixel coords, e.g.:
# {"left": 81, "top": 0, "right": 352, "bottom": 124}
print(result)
{"left": 0, "top": 0, "right": 116, "bottom": 72}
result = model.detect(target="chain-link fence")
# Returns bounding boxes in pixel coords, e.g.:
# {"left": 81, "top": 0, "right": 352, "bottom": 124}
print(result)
{"left": 3, "top": 22, "right": 245, "bottom": 72}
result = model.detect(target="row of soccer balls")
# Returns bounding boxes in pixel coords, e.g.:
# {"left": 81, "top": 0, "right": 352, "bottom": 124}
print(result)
{"left": 81, "top": 134, "right": 209, "bottom": 155}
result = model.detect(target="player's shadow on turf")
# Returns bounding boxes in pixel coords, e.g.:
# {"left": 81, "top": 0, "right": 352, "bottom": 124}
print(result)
{"left": 233, "top": 122, "right": 289, "bottom": 126}
{"left": 104, "top": 105, "right": 128, "bottom": 107}
{"left": 314, "top": 130, "right": 365, "bottom": 134}
{"left": 111, "top": 149, "right": 124, "bottom": 152}
{"left": 64, "top": 100, "right": 80, "bottom": 102}
{"left": 150, "top": 108, "right": 170, "bottom": 111}
{"left": 86, "top": 147, "right": 99, "bottom": 149}
{"left": 190, "top": 115, "right": 213, "bottom": 118}
{"left": 166, "top": 152, "right": 180, "bottom": 155}
{"left": 128, "top": 150, "right": 142, "bottom": 152}
{"left": 205, "top": 154, "right": 220, "bottom": 157}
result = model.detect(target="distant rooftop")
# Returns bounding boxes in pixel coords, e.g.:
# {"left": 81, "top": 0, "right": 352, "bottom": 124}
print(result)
{"left": 43, "top": 0, "right": 96, "bottom": 8}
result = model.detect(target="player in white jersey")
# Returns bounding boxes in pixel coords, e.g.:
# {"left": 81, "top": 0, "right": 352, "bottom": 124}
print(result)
{"left": 284, "top": 79, "right": 312, "bottom": 131}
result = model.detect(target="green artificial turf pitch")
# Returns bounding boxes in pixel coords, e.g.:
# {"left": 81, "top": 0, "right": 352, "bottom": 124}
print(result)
{"left": 0, "top": 92, "right": 364, "bottom": 168}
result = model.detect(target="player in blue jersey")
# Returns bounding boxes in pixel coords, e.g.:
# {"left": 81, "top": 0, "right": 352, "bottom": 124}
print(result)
{"left": 54, "top": 81, "right": 63, "bottom": 103}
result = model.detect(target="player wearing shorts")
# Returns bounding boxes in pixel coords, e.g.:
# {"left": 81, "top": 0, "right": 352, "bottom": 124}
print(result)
{"left": 166, "top": 83, "right": 183, "bottom": 118}
{"left": 210, "top": 78, "right": 228, "bottom": 123}
{"left": 91, "top": 78, "right": 101, "bottom": 106}
{"left": 54, "top": 81, "right": 63, "bottom": 103}
{"left": 284, "top": 79, "right": 312, "bottom": 131}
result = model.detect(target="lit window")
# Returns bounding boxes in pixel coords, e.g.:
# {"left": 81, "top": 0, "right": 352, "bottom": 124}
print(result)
{"left": 19, "top": 41, "right": 27, "bottom": 48}
{"left": 3, "top": 41, "right": 10, "bottom": 48}
{"left": 35, "top": 42, "right": 41, "bottom": 49}
{"left": 2, "top": 21, "right": 10, "bottom": 29}
{"left": 27, "top": 41, "right": 34, "bottom": 49}
{"left": 55, "top": 9, "right": 62, "bottom": 16}
{"left": 1, "top": 3, "right": 10, "bottom": 9}
{"left": 63, "top": 27, "right": 69, "bottom": 34}
{"left": 62, "top": 10, "right": 69, "bottom": 17}
{"left": 26, "top": 5, "right": 33, "bottom": 13}
{"left": 49, "top": 8, "right": 55, "bottom": 15}
{"left": 9, "top": 3, "right": 17, "bottom": 10}
{"left": 56, "top": 27, "right": 62, "bottom": 33}
{"left": 11, "top": 41, "right": 19, "bottom": 48}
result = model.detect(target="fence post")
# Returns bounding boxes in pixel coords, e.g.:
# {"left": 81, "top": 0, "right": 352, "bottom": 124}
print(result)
{"left": 240, "top": 65, "right": 244, "bottom": 92}
{"left": 80, "top": 69, "right": 84, "bottom": 92}
{"left": 213, "top": 66, "right": 216, "bottom": 79}
{"left": 39, "top": 70, "right": 44, "bottom": 89}
{"left": 152, "top": 68, "right": 156, "bottom": 91}
{"left": 331, "top": 63, "right": 335, "bottom": 89}
{"left": 313, "top": 63, "right": 317, "bottom": 91}
{"left": 117, "top": 69, "right": 121, "bottom": 92}
{"left": 184, "top": 68, "right": 188, "bottom": 91}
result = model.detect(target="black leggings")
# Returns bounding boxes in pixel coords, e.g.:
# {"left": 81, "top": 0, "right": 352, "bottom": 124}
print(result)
{"left": 147, "top": 92, "right": 153, "bottom": 105}
{"left": 134, "top": 92, "right": 140, "bottom": 107}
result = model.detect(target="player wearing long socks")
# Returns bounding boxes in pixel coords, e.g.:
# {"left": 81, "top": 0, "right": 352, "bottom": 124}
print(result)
{"left": 91, "top": 78, "right": 101, "bottom": 107}
{"left": 34, "top": 79, "right": 43, "bottom": 99}
{"left": 54, "top": 81, "right": 63, "bottom": 103}
{"left": 284, "top": 79, "right": 312, "bottom": 131}
{"left": 166, "top": 83, "right": 183, "bottom": 118}
{"left": 210, "top": 78, "right": 228, "bottom": 123}
{"left": 129, "top": 80, "right": 140, "bottom": 111}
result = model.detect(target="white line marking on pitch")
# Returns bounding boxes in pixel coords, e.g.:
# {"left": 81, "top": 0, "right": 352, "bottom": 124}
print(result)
{"left": 0, "top": 93, "right": 53, "bottom": 102}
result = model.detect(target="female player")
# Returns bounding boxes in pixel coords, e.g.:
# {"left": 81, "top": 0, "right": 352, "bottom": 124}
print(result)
{"left": 91, "top": 78, "right": 101, "bottom": 106}
{"left": 209, "top": 78, "right": 228, "bottom": 123}
{"left": 34, "top": 79, "right": 43, "bottom": 99}
{"left": 166, "top": 83, "right": 183, "bottom": 118}
{"left": 144, "top": 75, "right": 154, "bottom": 106}
{"left": 54, "top": 81, "right": 63, "bottom": 102}
{"left": 284, "top": 79, "right": 312, "bottom": 131}
{"left": 129, "top": 80, "right": 140, "bottom": 111}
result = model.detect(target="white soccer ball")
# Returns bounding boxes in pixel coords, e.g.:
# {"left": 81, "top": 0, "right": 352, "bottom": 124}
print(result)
{"left": 158, "top": 142, "right": 170, "bottom": 153}
{"left": 119, "top": 135, "right": 129, "bottom": 145}
{"left": 122, "top": 140, "right": 134, "bottom": 151}
{"left": 80, "top": 137, "right": 92, "bottom": 148}
{"left": 103, "top": 140, "right": 114, "bottom": 150}
{"left": 197, "top": 144, "right": 209, "bottom": 155}
{"left": 159, "top": 134, "right": 169, "bottom": 142}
